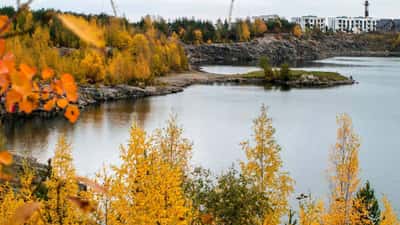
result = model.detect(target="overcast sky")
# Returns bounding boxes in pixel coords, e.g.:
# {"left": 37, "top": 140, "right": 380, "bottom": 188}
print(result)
{"left": 1, "top": 0, "right": 399, "bottom": 22}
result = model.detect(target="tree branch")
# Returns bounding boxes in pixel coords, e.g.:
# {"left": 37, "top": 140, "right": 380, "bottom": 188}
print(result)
{"left": 0, "top": 0, "right": 34, "bottom": 35}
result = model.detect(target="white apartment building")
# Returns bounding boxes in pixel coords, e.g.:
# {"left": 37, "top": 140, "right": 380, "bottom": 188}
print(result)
{"left": 291, "top": 16, "right": 327, "bottom": 31}
{"left": 328, "top": 16, "right": 378, "bottom": 33}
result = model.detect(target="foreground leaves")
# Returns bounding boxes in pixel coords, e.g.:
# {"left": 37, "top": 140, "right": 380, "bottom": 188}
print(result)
{"left": 11, "top": 202, "right": 41, "bottom": 225}
{"left": 57, "top": 14, "right": 105, "bottom": 48}
{"left": 0, "top": 150, "right": 12, "bottom": 165}
{"left": 0, "top": 52, "right": 80, "bottom": 122}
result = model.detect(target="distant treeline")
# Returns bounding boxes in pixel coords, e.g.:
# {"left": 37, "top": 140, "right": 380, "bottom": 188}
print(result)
{"left": 0, "top": 6, "right": 297, "bottom": 46}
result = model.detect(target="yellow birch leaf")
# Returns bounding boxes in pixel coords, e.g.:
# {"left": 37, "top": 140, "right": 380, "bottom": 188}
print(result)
{"left": 57, "top": 14, "right": 105, "bottom": 48}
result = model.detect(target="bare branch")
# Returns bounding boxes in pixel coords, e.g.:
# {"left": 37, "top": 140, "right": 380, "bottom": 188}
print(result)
{"left": 0, "top": 27, "right": 34, "bottom": 39}
{"left": 0, "top": 0, "right": 34, "bottom": 35}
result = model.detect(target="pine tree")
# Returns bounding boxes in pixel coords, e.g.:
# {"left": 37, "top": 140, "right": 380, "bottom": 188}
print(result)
{"left": 353, "top": 181, "right": 380, "bottom": 225}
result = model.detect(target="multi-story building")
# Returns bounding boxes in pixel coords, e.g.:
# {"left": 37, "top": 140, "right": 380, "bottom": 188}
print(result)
{"left": 291, "top": 16, "right": 327, "bottom": 31}
{"left": 328, "top": 16, "right": 378, "bottom": 33}
{"left": 290, "top": 0, "right": 386, "bottom": 33}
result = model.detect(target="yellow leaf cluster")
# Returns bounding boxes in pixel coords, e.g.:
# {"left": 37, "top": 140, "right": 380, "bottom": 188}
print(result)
{"left": 109, "top": 121, "right": 192, "bottom": 224}
{"left": 293, "top": 24, "right": 303, "bottom": 38}
{"left": 381, "top": 196, "right": 400, "bottom": 225}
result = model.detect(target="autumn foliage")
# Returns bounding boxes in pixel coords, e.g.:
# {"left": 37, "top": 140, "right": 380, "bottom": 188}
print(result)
{"left": 0, "top": 15, "right": 80, "bottom": 123}
{"left": 4, "top": 11, "right": 189, "bottom": 85}
{"left": 0, "top": 5, "right": 399, "bottom": 225}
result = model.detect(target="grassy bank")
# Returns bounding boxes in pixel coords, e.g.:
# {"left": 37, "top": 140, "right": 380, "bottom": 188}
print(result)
{"left": 242, "top": 69, "right": 349, "bottom": 81}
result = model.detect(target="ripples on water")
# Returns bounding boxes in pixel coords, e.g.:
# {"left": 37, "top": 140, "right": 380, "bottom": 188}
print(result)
{"left": 4, "top": 57, "right": 400, "bottom": 210}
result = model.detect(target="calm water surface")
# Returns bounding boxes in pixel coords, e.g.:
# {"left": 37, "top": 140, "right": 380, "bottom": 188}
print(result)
{"left": 4, "top": 57, "right": 400, "bottom": 209}
{"left": 200, "top": 65, "right": 259, "bottom": 74}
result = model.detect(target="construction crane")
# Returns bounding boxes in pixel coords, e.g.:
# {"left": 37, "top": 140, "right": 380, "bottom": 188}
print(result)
{"left": 228, "top": 0, "right": 235, "bottom": 26}
{"left": 110, "top": 0, "right": 118, "bottom": 17}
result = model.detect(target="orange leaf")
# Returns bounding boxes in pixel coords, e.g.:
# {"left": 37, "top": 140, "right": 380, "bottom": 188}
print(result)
{"left": 0, "top": 39, "right": 5, "bottom": 56}
{"left": 77, "top": 176, "right": 107, "bottom": 194}
{"left": 41, "top": 86, "right": 51, "bottom": 100}
{"left": 0, "top": 73, "right": 10, "bottom": 94}
{"left": 0, "top": 60, "right": 8, "bottom": 74}
{"left": 19, "top": 64, "right": 36, "bottom": 80}
{"left": 2, "top": 53, "right": 15, "bottom": 72}
{"left": 60, "top": 73, "right": 75, "bottom": 84}
{"left": 66, "top": 91, "right": 78, "bottom": 103}
{"left": 43, "top": 98, "right": 56, "bottom": 112}
{"left": 0, "top": 151, "right": 12, "bottom": 165}
{"left": 5, "top": 89, "right": 22, "bottom": 113}
{"left": 57, "top": 98, "right": 68, "bottom": 109}
{"left": 0, "top": 16, "right": 9, "bottom": 34}
{"left": 32, "top": 81, "right": 40, "bottom": 92}
{"left": 61, "top": 73, "right": 78, "bottom": 102}
{"left": 19, "top": 98, "right": 34, "bottom": 114}
{"left": 64, "top": 104, "right": 80, "bottom": 123}
{"left": 51, "top": 79, "right": 64, "bottom": 95}
{"left": 11, "top": 202, "right": 41, "bottom": 225}
{"left": 19, "top": 94, "right": 39, "bottom": 114}
{"left": 41, "top": 92, "right": 50, "bottom": 101}
{"left": 67, "top": 196, "right": 94, "bottom": 213}
{"left": 10, "top": 72, "right": 32, "bottom": 97}
{"left": 64, "top": 105, "right": 80, "bottom": 123}
{"left": 41, "top": 68, "right": 54, "bottom": 80}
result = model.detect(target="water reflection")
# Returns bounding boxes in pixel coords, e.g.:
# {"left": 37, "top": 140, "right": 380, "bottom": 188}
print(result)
{"left": 3, "top": 57, "right": 400, "bottom": 210}
{"left": 4, "top": 98, "right": 153, "bottom": 164}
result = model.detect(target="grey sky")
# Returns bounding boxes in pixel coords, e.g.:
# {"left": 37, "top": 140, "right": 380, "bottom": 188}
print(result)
{"left": 1, "top": 0, "right": 399, "bottom": 22}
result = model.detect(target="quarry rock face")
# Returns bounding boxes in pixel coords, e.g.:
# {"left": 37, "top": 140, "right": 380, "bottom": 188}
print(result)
{"left": 185, "top": 34, "right": 392, "bottom": 65}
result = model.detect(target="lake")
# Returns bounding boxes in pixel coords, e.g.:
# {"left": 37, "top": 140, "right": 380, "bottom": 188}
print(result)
{"left": 4, "top": 57, "right": 400, "bottom": 210}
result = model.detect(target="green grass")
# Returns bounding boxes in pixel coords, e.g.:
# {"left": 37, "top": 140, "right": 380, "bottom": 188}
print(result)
{"left": 242, "top": 69, "right": 348, "bottom": 81}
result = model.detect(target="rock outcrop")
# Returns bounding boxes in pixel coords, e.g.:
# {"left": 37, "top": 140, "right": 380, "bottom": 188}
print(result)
{"left": 185, "top": 34, "right": 394, "bottom": 65}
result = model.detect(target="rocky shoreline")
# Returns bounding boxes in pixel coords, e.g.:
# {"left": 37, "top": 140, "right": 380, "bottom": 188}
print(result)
{"left": 0, "top": 70, "right": 355, "bottom": 120}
